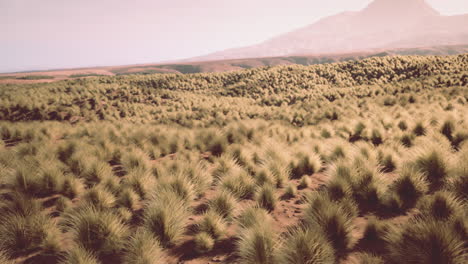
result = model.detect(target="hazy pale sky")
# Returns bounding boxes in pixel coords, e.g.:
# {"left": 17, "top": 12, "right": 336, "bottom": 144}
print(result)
{"left": 1, "top": 0, "right": 467, "bottom": 73}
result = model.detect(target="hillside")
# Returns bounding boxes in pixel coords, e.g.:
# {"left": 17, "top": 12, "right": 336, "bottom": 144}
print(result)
{"left": 194, "top": 0, "right": 468, "bottom": 61}
{"left": 1, "top": 54, "right": 467, "bottom": 124}
{"left": 0, "top": 54, "right": 467, "bottom": 264}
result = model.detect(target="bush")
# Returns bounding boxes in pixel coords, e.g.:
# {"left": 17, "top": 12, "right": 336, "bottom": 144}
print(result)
{"left": 278, "top": 227, "right": 335, "bottom": 264}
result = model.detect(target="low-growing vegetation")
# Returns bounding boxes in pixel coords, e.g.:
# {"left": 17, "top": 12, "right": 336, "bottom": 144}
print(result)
{"left": 0, "top": 54, "right": 467, "bottom": 263}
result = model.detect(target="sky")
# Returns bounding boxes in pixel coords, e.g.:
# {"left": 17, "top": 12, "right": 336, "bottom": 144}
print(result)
{"left": 1, "top": 0, "right": 468, "bottom": 73}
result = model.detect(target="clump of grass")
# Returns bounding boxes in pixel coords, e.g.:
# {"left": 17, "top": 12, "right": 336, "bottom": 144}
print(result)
{"left": 0, "top": 251, "right": 14, "bottom": 264}
{"left": 412, "top": 121, "right": 426, "bottom": 136}
{"left": 0, "top": 213, "right": 56, "bottom": 257}
{"left": 278, "top": 227, "right": 335, "bottom": 264}
{"left": 386, "top": 217, "right": 466, "bottom": 264}
{"left": 62, "top": 206, "right": 128, "bottom": 259}
{"left": 209, "top": 191, "right": 238, "bottom": 219}
{"left": 143, "top": 189, "right": 190, "bottom": 247}
{"left": 158, "top": 174, "right": 196, "bottom": 203}
{"left": 377, "top": 150, "right": 398, "bottom": 173}
{"left": 303, "top": 193, "right": 355, "bottom": 258}
{"left": 237, "top": 207, "right": 272, "bottom": 229}
{"left": 237, "top": 224, "right": 278, "bottom": 264}
{"left": 121, "top": 149, "right": 151, "bottom": 172}
{"left": 62, "top": 175, "right": 85, "bottom": 199}
{"left": 283, "top": 183, "right": 298, "bottom": 199}
{"left": 122, "top": 229, "right": 165, "bottom": 264}
{"left": 55, "top": 196, "right": 72, "bottom": 213}
{"left": 417, "top": 192, "right": 465, "bottom": 221}
{"left": 81, "top": 187, "right": 116, "bottom": 209}
{"left": 398, "top": 120, "right": 408, "bottom": 131}
{"left": 409, "top": 145, "right": 451, "bottom": 191}
{"left": 254, "top": 168, "right": 276, "bottom": 186}
{"left": 355, "top": 217, "right": 390, "bottom": 254}
{"left": 353, "top": 253, "right": 384, "bottom": 264}
{"left": 117, "top": 188, "right": 140, "bottom": 210}
{"left": 59, "top": 246, "right": 100, "bottom": 264}
{"left": 400, "top": 133, "right": 414, "bottom": 148}
{"left": 81, "top": 160, "right": 113, "bottom": 185}
{"left": 441, "top": 119, "right": 455, "bottom": 141}
{"left": 290, "top": 152, "right": 322, "bottom": 178}
{"left": 208, "top": 135, "right": 228, "bottom": 157}
{"left": 194, "top": 232, "right": 215, "bottom": 254}
{"left": 197, "top": 210, "right": 227, "bottom": 240}
{"left": 371, "top": 129, "right": 383, "bottom": 146}
{"left": 350, "top": 166, "right": 385, "bottom": 213}
{"left": 123, "top": 169, "right": 156, "bottom": 199}
{"left": 386, "top": 167, "right": 429, "bottom": 212}
{"left": 220, "top": 168, "right": 256, "bottom": 199}
{"left": 298, "top": 175, "right": 312, "bottom": 189}
{"left": 255, "top": 184, "right": 278, "bottom": 212}
{"left": 326, "top": 177, "right": 352, "bottom": 202}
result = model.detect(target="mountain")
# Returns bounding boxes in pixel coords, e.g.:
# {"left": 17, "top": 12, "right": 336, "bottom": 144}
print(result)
{"left": 191, "top": 0, "right": 468, "bottom": 61}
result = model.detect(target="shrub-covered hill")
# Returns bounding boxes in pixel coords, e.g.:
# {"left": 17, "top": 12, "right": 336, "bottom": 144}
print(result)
{"left": 0, "top": 54, "right": 467, "bottom": 125}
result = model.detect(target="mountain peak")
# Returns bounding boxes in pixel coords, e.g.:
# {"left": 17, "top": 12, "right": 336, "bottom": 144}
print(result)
{"left": 363, "top": 0, "right": 440, "bottom": 17}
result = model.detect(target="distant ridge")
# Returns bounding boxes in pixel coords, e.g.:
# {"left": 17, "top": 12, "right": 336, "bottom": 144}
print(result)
{"left": 190, "top": 0, "right": 468, "bottom": 62}
{"left": 1, "top": 44, "right": 468, "bottom": 83}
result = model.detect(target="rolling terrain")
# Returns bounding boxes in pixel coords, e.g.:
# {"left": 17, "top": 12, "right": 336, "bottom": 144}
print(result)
{"left": 1, "top": 44, "right": 468, "bottom": 84}
{"left": 0, "top": 54, "right": 467, "bottom": 263}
